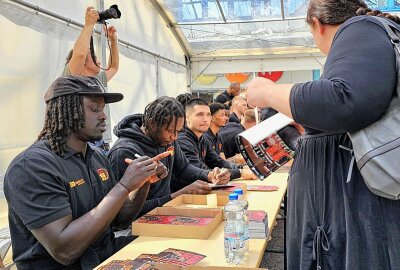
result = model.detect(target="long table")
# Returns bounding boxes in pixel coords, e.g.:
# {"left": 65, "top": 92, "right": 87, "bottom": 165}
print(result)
{"left": 95, "top": 172, "right": 288, "bottom": 269}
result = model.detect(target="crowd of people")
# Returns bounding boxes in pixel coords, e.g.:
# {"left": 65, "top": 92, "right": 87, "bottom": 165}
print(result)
{"left": 4, "top": 1, "right": 400, "bottom": 270}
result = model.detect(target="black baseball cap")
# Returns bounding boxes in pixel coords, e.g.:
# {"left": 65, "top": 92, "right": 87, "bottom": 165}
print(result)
{"left": 44, "top": 75, "right": 124, "bottom": 104}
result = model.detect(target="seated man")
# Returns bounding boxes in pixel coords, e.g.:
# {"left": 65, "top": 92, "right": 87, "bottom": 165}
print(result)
{"left": 229, "top": 95, "right": 247, "bottom": 123}
{"left": 220, "top": 109, "right": 257, "bottom": 158}
{"left": 175, "top": 99, "right": 256, "bottom": 191}
{"left": 4, "top": 76, "right": 163, "bottom": 270}
{"left": 203, "top": 103, "right": 228, "bottom": 158}
{"left": 108, "top": 97, "right": 221, "bottom": 216}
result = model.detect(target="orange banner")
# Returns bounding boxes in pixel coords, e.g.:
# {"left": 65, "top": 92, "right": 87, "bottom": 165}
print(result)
{"left": 225, "top": 73, "right": 250, "bottom": 83}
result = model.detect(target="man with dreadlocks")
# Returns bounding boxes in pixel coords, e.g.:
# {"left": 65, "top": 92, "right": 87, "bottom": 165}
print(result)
{"left": 4, "top": 75, "right": 166, "bottom": 270}
{"left": 109, "top": 96, "right": 226, "bottom": 216}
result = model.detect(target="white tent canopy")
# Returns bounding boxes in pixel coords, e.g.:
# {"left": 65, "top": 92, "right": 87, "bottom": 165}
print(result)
{"left": 0, "top": 0, "right": 188, "bottom": 193}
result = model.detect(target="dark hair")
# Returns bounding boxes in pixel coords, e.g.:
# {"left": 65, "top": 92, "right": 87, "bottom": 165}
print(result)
{"left": 223, "top": 104, "right": 230, "bottom": 110}
{"left": 356, "top": 7, "right": 400, "bottom": 24}
{"left": 38, "top": 94, "right": 85, "bottom": 156}
{"left": 143, "top": 96, "right": 185, "bottom": 132}
{"left": 209, "top": 103, "right": 226, "bottom": 115}
{"left": 306, "top": 0, "right": 367, "bottom": 25}
{"left": 176, "top": 93, "right": 193, "bottom": 109}
{"left": 306, "top": 0, "right": 400, "bottom": 25}
{"left": 185, "top": 98, "right": 209, "bottom": 111}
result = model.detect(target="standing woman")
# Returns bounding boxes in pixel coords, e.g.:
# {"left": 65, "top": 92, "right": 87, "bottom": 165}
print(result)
{"left": 246, "top": 1, "right": 400, "bottom": 269}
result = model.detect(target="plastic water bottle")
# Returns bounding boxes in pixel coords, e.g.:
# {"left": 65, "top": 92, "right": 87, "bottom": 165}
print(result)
{"left": 234, "top": 188, "right": 248, "bottom": 211}
{"left": 234, "top": 188, "right": 249, "bottom": 253}
{"left": 224, "top": 193, "right": 246, "bottom": 264}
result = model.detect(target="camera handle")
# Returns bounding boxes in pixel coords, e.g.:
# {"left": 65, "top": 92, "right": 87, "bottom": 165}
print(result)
{"left": 89, "top": 22, "right": 113, "bottom": 71}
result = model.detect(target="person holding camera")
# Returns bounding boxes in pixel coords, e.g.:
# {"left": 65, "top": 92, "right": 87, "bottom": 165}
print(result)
{"left": 62, "top": 6, "right": 120, "bottom": 153}
{"left": 63, "top": 6, "right": 119, "bottom": 87}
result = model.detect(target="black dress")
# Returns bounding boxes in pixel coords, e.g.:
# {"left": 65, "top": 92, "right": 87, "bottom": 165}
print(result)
{"left": 287, "top": 16, "right": 400, "bottom": 269}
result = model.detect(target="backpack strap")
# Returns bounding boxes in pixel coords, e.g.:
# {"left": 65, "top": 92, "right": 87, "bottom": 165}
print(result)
{"left": 339, "top": 144, "right": 355, "bottom": 183}
{"left": 365, "top": 16, "right": 400, "bottom": 54}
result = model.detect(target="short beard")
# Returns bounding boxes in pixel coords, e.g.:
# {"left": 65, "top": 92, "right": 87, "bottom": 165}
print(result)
{"left": 88, "top": 134, "right": 103, "bottom": 142}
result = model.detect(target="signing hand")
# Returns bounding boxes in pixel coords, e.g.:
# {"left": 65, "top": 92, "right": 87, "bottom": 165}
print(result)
{"left": 120, "top": 156, "right": 157, "bottom": 191}
{"left": 215, "top": 168, "right": 231, "bottom": 185}
{"left": 182, "top": 180, "right": 212, "bottom": 195}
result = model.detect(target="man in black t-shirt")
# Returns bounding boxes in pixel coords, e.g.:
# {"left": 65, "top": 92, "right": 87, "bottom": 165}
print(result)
{"left": 215, "top": 82, "right": 241, "bottom": 104}
{"left": 4, "top": 76, "right": 165, "bottom": 270}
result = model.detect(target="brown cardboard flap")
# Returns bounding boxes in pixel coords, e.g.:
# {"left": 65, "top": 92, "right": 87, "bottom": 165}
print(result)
{"left": 164, "top": 194, "right": 224, "bottom": 208}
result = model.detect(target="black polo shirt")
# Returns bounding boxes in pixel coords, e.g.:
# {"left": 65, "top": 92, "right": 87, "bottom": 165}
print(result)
{"left": 215, "top": 90, "right": 233, "bottom": 104}
{"left": 229, "top": 112, "right": 241, "bottom": 123}
{"left": 203, "top": 128, "right": 224, "bottom": 156}
{"left": 4, "top": 139, "right": 124, "bottom": 270}
{"left": 219, "top": 122, "right": 245, "bottom": 158}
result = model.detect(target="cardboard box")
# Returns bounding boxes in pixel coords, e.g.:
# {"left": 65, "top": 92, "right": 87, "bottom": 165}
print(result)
{"left": 154, "top": 263, "right": 267, "bottom": 270}
{"left": 132, "top": 207, "right": 222, "bottom": 239}
{"left": 163, "top": 194, "right": 226, "bottom": 208}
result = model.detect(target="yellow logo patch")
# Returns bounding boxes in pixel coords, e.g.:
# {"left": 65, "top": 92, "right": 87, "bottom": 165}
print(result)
{"left": 69, "top": 178, "right": 85, "bottom": 188}
{"left": 97, "top": 168, "right": 109, "bottom": 181}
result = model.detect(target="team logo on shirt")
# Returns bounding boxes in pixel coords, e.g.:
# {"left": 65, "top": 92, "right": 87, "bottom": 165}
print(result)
{"left": 97, "top": 168, "right": 109, "bottom": 181}
{"left": 69, "top": 178, "right": 85, "bottom": 188}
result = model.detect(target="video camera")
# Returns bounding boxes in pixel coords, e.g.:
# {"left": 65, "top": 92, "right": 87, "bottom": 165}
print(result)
{"left": 97, "top": 4, "right": 121, "bottom": 22}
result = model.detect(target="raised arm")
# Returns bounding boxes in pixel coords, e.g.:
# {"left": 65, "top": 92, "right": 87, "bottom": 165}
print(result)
{"left": 68, "top": 7, "right": 99, "bottom": 75}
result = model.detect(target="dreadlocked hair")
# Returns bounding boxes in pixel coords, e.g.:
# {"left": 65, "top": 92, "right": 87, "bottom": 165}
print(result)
{"left": 356, "top": 7, "right": 400, "bottom": 24}
{"left": 176, "top": 93, "right": 193, "bottom": 109}
{"left": 38, "top": 94, "right": 85, "bottom": 156}
{"left": 143, "top": 96, "right": 185, "bottom": 132}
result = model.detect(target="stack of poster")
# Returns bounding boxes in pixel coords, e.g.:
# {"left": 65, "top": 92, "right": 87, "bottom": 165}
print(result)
{"left": 246, "top": 210, "right": 268, "bottom": 239}
{"left": 135, "top": 215, "right": 213, "bottom": 227}
{"left": 98, "top": 248, "right": 206, "bottom": 270}
{"left": 237, "top": 113, "right": 295, "bottom": 180}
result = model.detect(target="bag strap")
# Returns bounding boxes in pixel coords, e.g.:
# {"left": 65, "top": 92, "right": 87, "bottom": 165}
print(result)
{"left": 339, "top": 145, "right": 355, "bottom": 183}
{"left": 365, "top": 16, "right": 400, "bottom": 54}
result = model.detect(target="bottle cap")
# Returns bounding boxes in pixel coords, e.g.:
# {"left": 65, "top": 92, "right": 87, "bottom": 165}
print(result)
{"left": 234, "top": 188, "right": 244, "bottom": 195}
{"left": 228, "top": 193, "right": 238, "bottom": 200}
